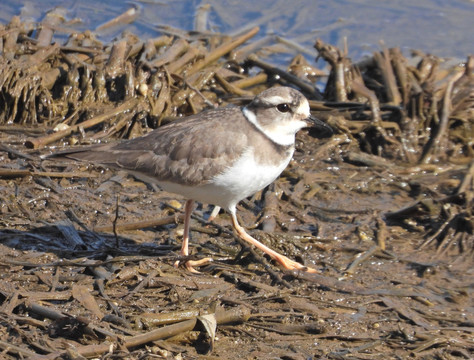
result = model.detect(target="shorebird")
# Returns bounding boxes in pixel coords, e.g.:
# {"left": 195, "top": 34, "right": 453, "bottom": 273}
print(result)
{"left": 45, "top": 86, "right": 332, "bottom": 272}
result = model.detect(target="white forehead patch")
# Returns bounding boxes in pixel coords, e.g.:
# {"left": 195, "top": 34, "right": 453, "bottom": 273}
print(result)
{"left": 296, "top": 98, "right": 310, "bottom": 118}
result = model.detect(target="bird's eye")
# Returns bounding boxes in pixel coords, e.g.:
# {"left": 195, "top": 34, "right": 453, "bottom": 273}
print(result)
{"left": 276, "top": 103, "right": 291, "bottom": 113}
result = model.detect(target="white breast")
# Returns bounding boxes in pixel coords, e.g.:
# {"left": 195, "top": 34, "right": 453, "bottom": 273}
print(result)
{"left": 155, "top": 147, "right": 293, "bottom": 212}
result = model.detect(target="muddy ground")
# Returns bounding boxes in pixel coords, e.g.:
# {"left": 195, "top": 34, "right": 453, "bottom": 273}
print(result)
{"left": 0, "top": 11, "right": 473, "bottom": 360}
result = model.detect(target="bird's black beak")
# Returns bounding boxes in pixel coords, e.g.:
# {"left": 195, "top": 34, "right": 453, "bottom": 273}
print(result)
{"left": 307, "top": 115, "right": 333, "bottom": 137}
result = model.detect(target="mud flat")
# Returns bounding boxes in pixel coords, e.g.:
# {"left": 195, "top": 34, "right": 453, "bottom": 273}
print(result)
{"left": 0, "top": 9, "right": 472, "bottom": 359}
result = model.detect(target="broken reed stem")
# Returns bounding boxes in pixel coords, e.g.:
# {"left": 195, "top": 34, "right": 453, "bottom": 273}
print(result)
{"left": 373, "top": 47, "right": 402, "bottom": 105}
{"left": 350, "top": 80, "right": 383, "bottom": 129}
{"left": 456, "top": 160, "right": 474, "bottom": 195}
{"left": 214, "top": 72, "right": 254, "bottom": 96}
{"left": 247, "top": 54, "right": 323, "bottom": 100}
{"left": 42, "top": 307, "right": 250, "bottom": 359}
{"left": 419, "top": 69, "right": 465, "bottom": 164}
{"left": 95, "top": 6, "right": 140, "bottom": 32}
{"left": 0, "top": 340, "right": 42, "bottom": 359}
{"left": 186, "top": 26, "right": 259, "bottom": 76}
{"left": 93, "top": 214, "right": 184, "bottom": 232}
{"left": 0, "top": 168, "right": 96, "bottom": 178}
{"left": 231, "top": 72, "right": 268, "bottom": 89}
{"left": 345, "top": 245, "right": 380, "bottom": 275}
{"left": 25, "top": 99, "right": 137, "bottom": 149}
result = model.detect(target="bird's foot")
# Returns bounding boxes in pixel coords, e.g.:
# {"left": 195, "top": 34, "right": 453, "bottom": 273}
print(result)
{"left": 278, "top": 256, "right": 318, "bottom": 273}
{"left": 174, "top": 257, "right": 213, "bottom": 273}
{"left": 231, "top": 213, "right": 317, "bottom": 274}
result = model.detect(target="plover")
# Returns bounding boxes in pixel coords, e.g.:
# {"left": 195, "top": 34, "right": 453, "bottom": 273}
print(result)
{"left": 46, "top": 86, "right": 332, "bottom": 273}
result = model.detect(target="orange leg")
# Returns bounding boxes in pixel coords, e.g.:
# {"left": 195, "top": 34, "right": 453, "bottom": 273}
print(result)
{"left": 208, "top": 205, "right": 221, "bottom": 222}
{"left": 230, "top": 212, "right": 317, "bottom": 273}
{"left": 174, "top": 199, "right": 212, "bottom": 272}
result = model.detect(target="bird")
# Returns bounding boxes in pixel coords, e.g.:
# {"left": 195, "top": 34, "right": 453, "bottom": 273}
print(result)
{"left": 44, "top": 86, "right": 332, "bottom": 273}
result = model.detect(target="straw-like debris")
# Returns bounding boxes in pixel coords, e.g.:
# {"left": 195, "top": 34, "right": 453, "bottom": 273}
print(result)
{"left": 0, "top": 8, "right": 473, "bottom": 360}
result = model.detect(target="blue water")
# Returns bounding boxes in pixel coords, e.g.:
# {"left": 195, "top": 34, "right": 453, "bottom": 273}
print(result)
{"left": 1, "top": 0, "right": 472, "bottom": 63}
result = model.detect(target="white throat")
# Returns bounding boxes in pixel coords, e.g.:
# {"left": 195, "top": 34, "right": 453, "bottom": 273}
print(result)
{"left": 243, "top": 107, "right": 305, "bottom": 146}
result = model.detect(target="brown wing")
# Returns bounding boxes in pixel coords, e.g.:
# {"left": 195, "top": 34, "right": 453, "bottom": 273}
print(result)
{"left": 58, "top": 107, "right": 249, "bottom": 186}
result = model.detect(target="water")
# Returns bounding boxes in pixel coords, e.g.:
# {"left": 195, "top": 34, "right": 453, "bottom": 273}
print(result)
{"left": 0, "top": 0, "right": 472, "bottom": 64}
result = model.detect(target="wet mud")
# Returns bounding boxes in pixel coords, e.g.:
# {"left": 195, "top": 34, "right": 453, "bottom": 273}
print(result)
{"left": 0, "top": 9, "right": 473, "bottom": 360}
